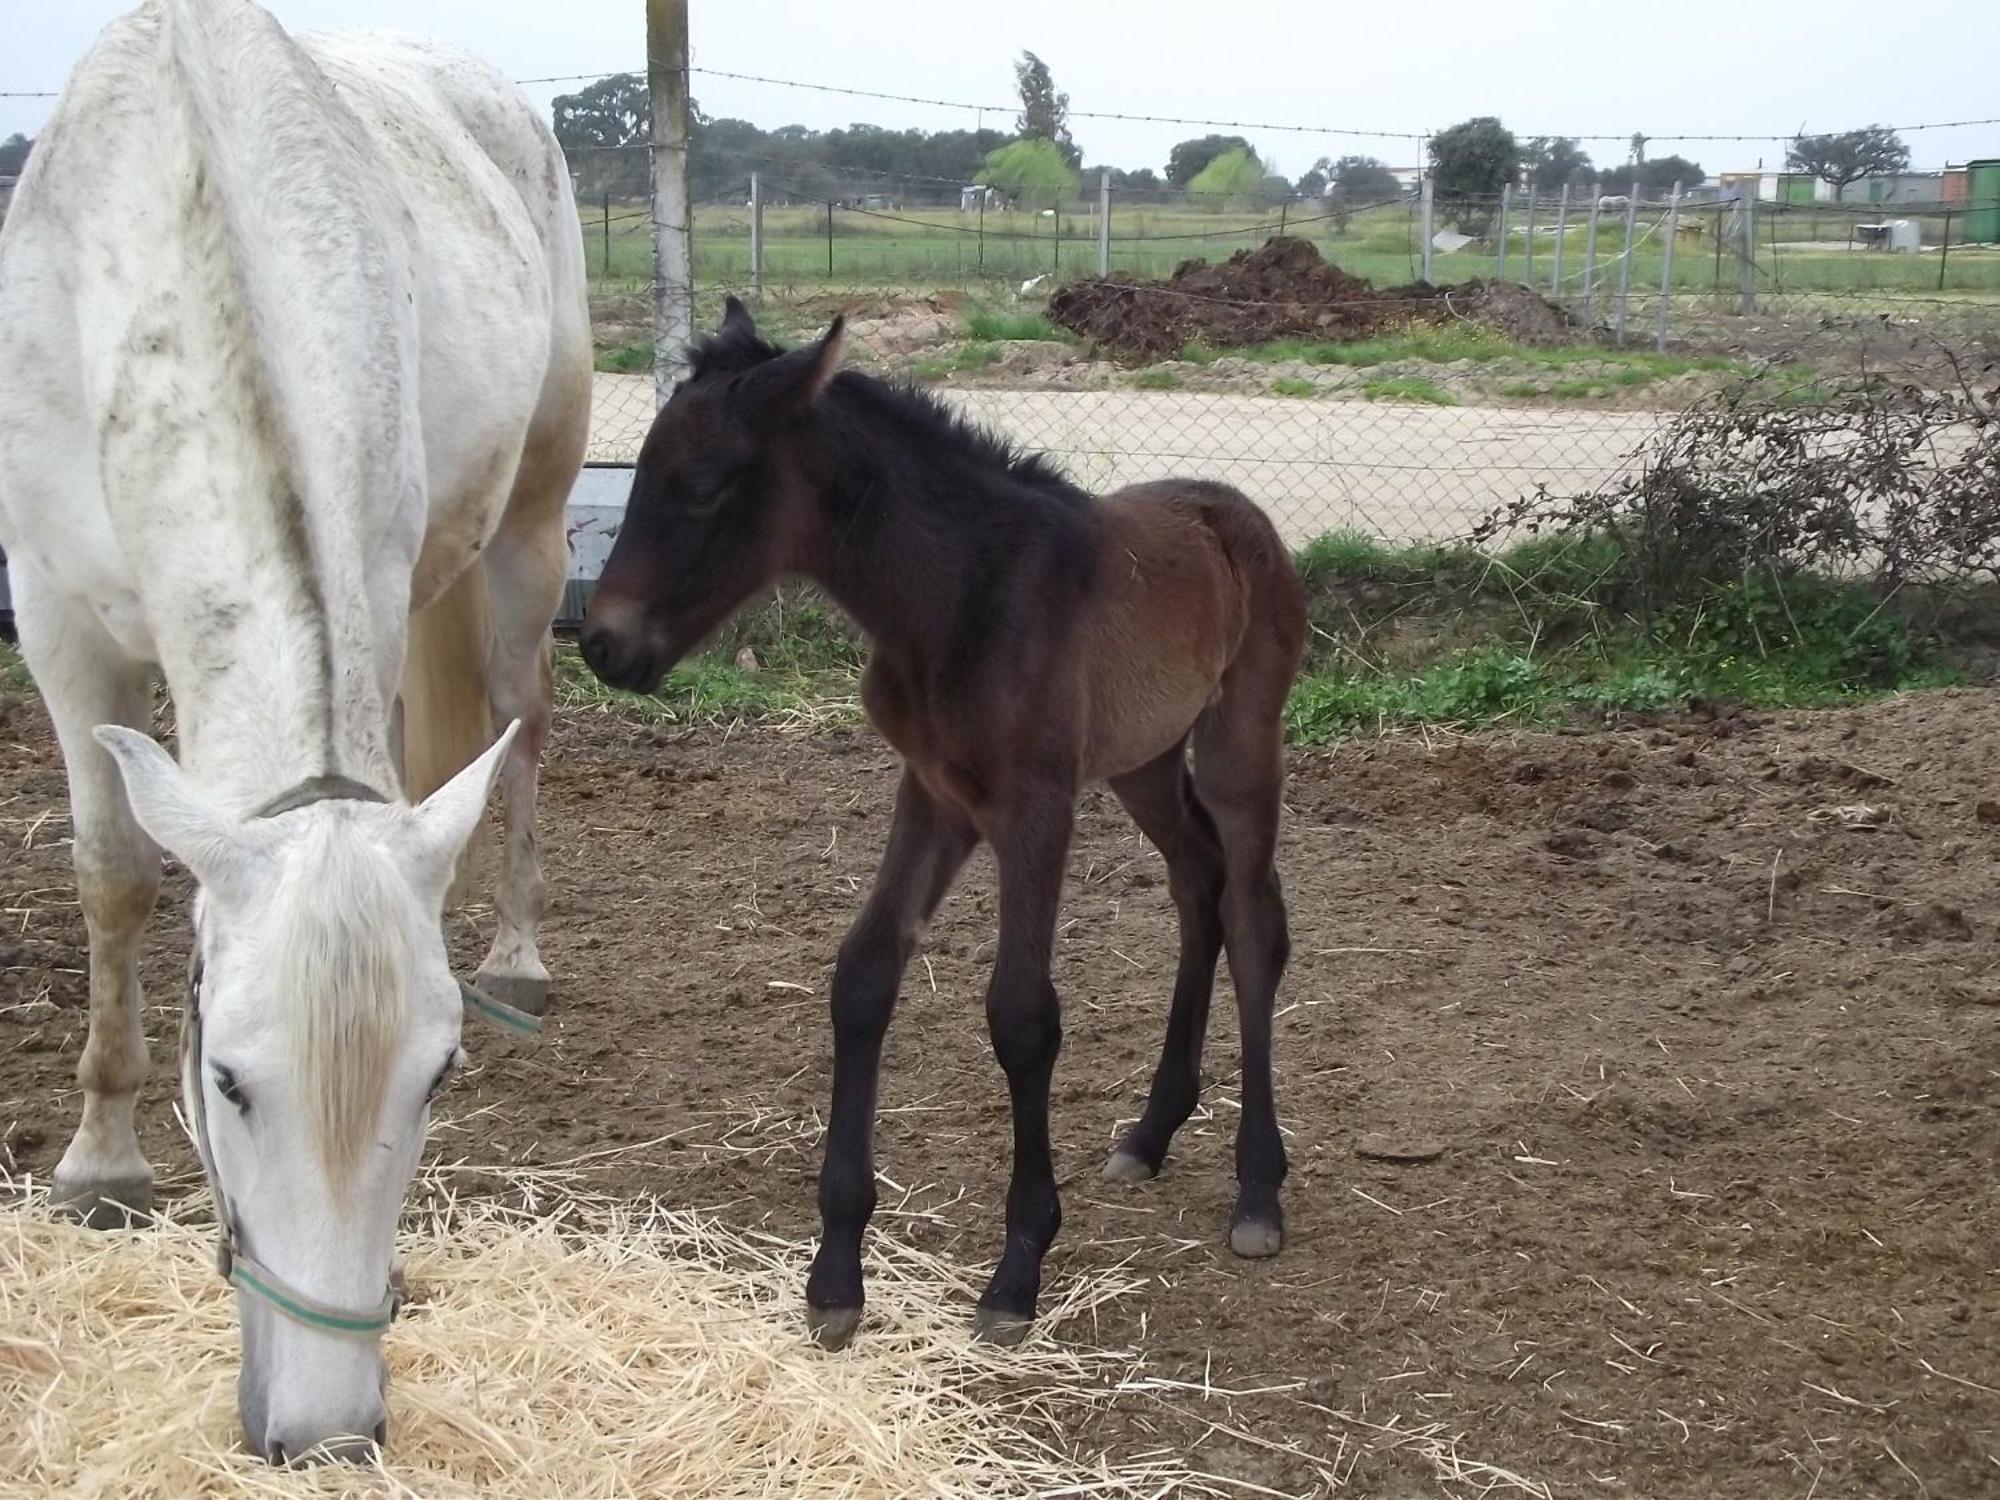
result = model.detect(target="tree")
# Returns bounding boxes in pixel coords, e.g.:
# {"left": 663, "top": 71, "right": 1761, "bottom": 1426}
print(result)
{"left": 1166, "top": 134, "right": 1252, "bottom": 188}
{"left": 0, "top": 133, "right": 30, "bottom": 178}
{"left": 979, "top": 138, "right": 1079, "bottom": 205}
{"left": 1296, "top": 158, "right": 1330, "bottom": 198}
{"left": 1329, "top": 155, "right": 1401, "bottom": 205}
{"left": 1788, "top": 126, "right": 1911, "bottom": 201}
{"left": 1525, "top": 136, "right": 1593, "bottom": 191}
{"left": 1598, "top": 154, "right": 1705, "bottom": 198}
{"left": 1186, "top": 146, "right": 1267, "bottom": 208}
{"left": 552, "top": 74, "right": 650, "bottom": 197}
{"left": 1014, "top": 51, "right": 1080, "bottom": 167}
{"left": 1428, "top": 116, "right": 1520, "bottom": 236}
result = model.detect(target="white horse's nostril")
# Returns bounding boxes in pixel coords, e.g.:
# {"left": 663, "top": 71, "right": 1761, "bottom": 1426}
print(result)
{"left": 266, "top": 1443, "right": 288, "bottom": 1467}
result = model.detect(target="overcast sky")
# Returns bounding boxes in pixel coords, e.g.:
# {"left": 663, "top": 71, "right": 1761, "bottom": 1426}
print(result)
{"left": 7, "top": 1, "right": 1998, "bottom": 177}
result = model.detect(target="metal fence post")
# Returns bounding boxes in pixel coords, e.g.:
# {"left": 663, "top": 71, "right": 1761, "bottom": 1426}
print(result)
{"left": 1550, "top": 183, "right": 1569, "bottom": 299}
{"left": 1613, "top": 188, "right": 1640, "bottom": 346}
{"left": 1420, "top": 176, "right": 1435, "bottom": 284}
{"left": 1496, "top": 183, "right": 1512, "bottom": 279}
{"left": 646, "top": 0, "right": 693, "bottom": 404}
{"left": 1938, "top": 207, "right": 1952, "bottom": 292}
{"left": 1523, "top": 188, "right": 1537, "bottom": 285}
{"left": 1655, "top": 182, "right": 1682, "bottom": 352}
{"left": 825, "top": 200, "right": 835, "bottom": 278}
{"left": 1097, "top": 170, "right": 1111, "bottom": 277}
{"left": 749, "top": 171, "right": 764, "bottom": 303}
{"left": 601, "top": 192, "right": 612, "bottom": 276}
{"left": 1738, "top": 185, "right": 1757, "bottom": 315}
{"left": 1581, "top": 186, "right": 1602, "bottom": 324}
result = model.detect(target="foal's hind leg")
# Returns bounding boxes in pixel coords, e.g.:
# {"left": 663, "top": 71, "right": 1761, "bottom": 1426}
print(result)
{"left": 1192, "top": 685, "right": 1294, "bottom": 1260}
{"left": 1103, "top": 739, "right": 1226, "bottom": 1182}
{"left": 21, "top": 596, "right": 161, "bottom": 1225}
{"left": 807, "top": 771, "right": 977, "bottom": 1350}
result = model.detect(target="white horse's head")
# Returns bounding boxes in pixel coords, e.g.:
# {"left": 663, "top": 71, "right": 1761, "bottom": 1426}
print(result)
{"left": 94, "top": 724, "right": 516, "bottom": 1465}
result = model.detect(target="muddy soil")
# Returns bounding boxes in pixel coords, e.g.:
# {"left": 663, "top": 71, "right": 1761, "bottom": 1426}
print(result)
{"left": 3, "top": 685, "right": 1996, "bottom": 1497}
{"left": 1048, "top": 237, "right": 1575, "bottom": 359}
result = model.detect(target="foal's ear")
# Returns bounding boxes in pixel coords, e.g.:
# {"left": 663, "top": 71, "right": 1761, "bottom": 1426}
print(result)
{"left": 719, "top": 295, "right": 758, "bottom": 342}
{"left": 92, "top": 726, "right": 271, "bottom": 905}
{"left": 752, "top": 316, "right": 846, "bottom": 422}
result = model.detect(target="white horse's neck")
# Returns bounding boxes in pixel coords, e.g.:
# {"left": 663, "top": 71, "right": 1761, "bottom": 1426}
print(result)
{"left": 103, "top": 0, "right": 426, "bottom": 810}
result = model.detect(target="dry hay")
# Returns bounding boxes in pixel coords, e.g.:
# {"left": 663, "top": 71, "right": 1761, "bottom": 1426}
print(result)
{"left": 1, "top": 1176, "right": 1195, "bottom": 1499}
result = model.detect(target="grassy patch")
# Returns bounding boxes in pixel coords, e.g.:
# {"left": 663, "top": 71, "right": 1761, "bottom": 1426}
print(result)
{"left": 1134, "top": 369, "right": 1182, "bottom": 390}
{"left": 1271, "top": 377, "right": 1317, "bottom": 398}
{"left": 0, "top": 639, "right": 29, "bottom": 692}
{"left": 1359, "top": 376, "right": 1458, "bottom": 405}
{"left": 594, "top": 342, "right": 654, "bottom": 375}
{"left": 965, "top": 310, "right": 1066, "bottom": 342}
{"left": 908, "top": 342, "right": 1004, "bottom": 381}
{"left": 1280, "top": 529, "right": 1956, "bottom": 744}
{"left": 1178, "top": 340, "right": 1223, "bottom": 366}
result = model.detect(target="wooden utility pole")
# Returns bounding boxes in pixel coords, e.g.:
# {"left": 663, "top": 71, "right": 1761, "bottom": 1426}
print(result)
{"left": 647, "top": 0, "right": 693, "bottom": 404}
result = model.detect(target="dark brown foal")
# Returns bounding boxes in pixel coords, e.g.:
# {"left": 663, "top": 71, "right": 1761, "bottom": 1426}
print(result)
{"left": 581, "top": 298, "right": 1306, "bottom": 1348}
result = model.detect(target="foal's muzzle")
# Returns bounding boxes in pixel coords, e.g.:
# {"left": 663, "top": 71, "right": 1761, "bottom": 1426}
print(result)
{"left": 579, "top": 594, "right": 669, "bottom": 693}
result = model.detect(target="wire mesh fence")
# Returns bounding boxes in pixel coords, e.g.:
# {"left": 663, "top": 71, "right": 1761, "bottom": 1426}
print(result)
{"left": 582, "top": 169, "right": 2000, "bottom": 547}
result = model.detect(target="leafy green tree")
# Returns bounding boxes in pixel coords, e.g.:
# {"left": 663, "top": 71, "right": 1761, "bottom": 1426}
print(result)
{"left": 1166, "top": 134, "right": 1252, "bottom": 188}
{"left": 552, "top": 74, "right": 649, "bottom": 197}
{"left": 1599, "top": 155, "right": 1705, "bottom": 198}
{"left": 1428, "top": 116, "right": 1520, "bottom": 236}
{"left": 1787, "top": 126, "right": 1910, "bottom": 200}
{"left": 980, "top": 138, "right": 1079, "bottom": 205}
{"left": 1187, "top": 146, "right": 1268, "bottom": 208}
{"left": 1525, "top": 136, "right": 1593, "bottom": 190}
{"left": 0, "top": 134, "right": 30, "bottom": 177}
{"left": 1330, "top": 155, "right": 1401, "bottom": 204}
{"left": 1013, "top": 51, "right": 1080, "bottom": 167}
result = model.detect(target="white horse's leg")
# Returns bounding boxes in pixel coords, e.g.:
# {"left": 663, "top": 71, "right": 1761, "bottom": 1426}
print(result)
{"left": 469, "top": 507, "right": 568, "bottom": 1019}
{"left": 22, "top": 593, "right": 163, "bottom": 1225}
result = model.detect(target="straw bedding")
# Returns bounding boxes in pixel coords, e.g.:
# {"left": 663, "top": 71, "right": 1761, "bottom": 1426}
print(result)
{"left": 1, "top": 1177, "right": 1192, "bottom": 1498}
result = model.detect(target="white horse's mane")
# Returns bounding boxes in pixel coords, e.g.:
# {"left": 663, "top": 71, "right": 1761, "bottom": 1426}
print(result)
{"left": 264, "top": 816, "right": 417, "bottom": 1191}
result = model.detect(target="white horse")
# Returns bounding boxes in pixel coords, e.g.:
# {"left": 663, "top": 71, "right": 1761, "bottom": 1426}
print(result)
{"left": 0, "top": 0, "right": 589, "bottom": 1463}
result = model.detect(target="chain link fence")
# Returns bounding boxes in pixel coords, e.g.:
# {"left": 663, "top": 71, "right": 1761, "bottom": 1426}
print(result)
{"left": 582, "top": 169, "right": 2000, "bottom": 547}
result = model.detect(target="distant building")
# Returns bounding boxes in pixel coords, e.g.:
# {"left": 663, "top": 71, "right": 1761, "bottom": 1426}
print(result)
{"left": 959, "top": 184, "right": 1003, "bottom": 212}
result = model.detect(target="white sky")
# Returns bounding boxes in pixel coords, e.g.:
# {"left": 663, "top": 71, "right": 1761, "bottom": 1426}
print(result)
{"left": 6, "top": 1, "right": 1998, "bottom": 177}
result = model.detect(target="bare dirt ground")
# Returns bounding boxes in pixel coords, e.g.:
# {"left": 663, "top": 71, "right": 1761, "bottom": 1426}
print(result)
{"left": 4, "top": 684, "right": 1998, "bottom": 1498}
{"left": 591, "top": 373, "right": 1662, "bottom": 544}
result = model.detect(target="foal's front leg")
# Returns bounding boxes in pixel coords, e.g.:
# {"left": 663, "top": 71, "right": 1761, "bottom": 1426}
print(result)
{"left": 807, "top": 771, "right": 976, "bottom": 1349}
{"left": 973, "top": 788, "right": 1076, "bottom": 1345}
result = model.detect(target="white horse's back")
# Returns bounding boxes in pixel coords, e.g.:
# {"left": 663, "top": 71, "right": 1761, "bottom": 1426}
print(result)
{"left": 0, "top": 0, "right": 586, "bottom": 1457}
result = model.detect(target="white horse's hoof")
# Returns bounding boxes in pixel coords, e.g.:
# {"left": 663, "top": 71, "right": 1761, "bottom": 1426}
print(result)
{"left": 469, "top": 968, "right": 551, "bottom": 1019}
{"left": 52, "top": 1169, "right": 154, "bottom": 1228}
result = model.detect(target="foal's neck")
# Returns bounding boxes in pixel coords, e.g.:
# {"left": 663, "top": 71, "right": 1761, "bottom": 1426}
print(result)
{"left": 789, "top": 380, "right": 1078, "bottom": 658}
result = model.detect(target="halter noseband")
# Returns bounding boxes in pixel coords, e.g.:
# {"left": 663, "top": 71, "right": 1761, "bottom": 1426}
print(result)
{"left": 180, "top": 772, "right": 531, "bottom": 1338}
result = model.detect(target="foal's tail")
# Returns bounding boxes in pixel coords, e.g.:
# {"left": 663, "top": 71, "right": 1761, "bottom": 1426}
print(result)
{"left": 402, "top": 562, "right": 494, "bottom": 803}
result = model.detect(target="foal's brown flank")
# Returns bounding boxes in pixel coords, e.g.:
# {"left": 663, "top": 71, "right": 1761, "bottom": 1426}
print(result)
{"left": 582, "top": 298, "right": 1307, "bottom": 1348}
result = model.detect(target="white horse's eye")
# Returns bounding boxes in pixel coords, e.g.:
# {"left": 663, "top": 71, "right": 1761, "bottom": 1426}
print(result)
{"left": 213, "top": 1066, "right": 250, "bottom": 1115}
{"left": 425, "top": 1056, "right": 459, "bottom": 1104}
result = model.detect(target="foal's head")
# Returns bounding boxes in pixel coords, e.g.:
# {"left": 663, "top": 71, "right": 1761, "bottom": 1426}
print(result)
{"left": 581, "top": 297, "right": 845, "bottom": 694}
{"left": 93, "top": 727, "right": 515, "bottom": 1465}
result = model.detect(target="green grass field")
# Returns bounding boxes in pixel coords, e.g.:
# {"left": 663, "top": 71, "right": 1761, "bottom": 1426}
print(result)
{"left": 577, "top": 199, "right": 2000, "bottom": 302}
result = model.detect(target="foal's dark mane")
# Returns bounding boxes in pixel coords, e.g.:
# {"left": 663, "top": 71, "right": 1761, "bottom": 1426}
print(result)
{"left": 689, "top": 324, "right": 1090, "bottom": 508}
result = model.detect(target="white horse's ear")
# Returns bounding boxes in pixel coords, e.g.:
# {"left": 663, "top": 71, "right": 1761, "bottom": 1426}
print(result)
{"left": 399, "top": 720, "right": 518, "bottom": 898}
{"left": 93, "top": 726, "right": 267, "bottom": 902}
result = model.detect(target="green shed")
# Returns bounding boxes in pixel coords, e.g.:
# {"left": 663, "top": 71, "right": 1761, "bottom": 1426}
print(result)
{"left": 1966, "top": 159, "right": 2000, "bottom": 244}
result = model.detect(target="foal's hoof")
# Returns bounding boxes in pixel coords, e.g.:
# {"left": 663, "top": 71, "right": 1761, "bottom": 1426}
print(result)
{"left": 470, "top": 969, "right": 551, "bottom": 1019}
{"left": 971, "top": 1307, "right": 1034, "bottom": 1347}
{"left": 806, "top": 1303, "right": 863, "bottom": 1352}
{"left": 1228, "top": 1217, "right": 1284, "bottom": 1260}
{"left": 51, "top": 1172, "right": 154, "bottom": 1229}
{"left": 1101, "top": 1149, "right": 1158, "bottom": 1184}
